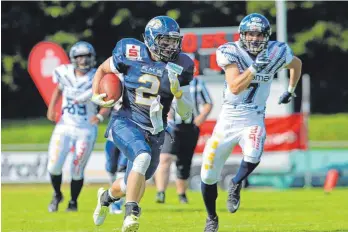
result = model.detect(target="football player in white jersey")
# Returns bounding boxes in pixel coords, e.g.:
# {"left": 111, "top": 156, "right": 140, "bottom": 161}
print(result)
{"left": 46, "top": 41, "right": 109, "bottom": 212}
{"left": 200, "top": 13, "right": 302, "bottom": 231}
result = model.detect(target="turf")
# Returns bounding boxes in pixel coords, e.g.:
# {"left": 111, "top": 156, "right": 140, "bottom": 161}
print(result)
{"left": 2, "top": 184, "right": 348, "bottom": 232}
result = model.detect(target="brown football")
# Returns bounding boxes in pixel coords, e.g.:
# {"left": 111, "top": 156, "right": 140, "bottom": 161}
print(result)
{"left": 99, "top": 73, "right": 122, "bottom": 102}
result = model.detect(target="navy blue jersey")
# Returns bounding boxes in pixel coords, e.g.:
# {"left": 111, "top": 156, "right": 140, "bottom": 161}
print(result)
{"left": 112, "top": 38, "right": 194, "bottom": 130}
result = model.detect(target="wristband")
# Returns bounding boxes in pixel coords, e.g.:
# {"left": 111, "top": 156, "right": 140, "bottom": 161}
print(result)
{"left": 248, "top": 66, "right": 257, "bottom": 75}
{"left": 96, "top": 114, "right": 104, "bottom": 122}
{"left": 288, "top": 86, "right": 296, "bottom": 93}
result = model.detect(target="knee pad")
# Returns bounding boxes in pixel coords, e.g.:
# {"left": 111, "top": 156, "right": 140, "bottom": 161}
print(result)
{"left": 200, "top": 167, "right": 219, "bottom": 185}
{"left": 120, "top": 179, "right": 127, "bottom": 194}
{"left": 145, "top": 156, "right": 160, "bottom": 180}
{"left": 132, "top": 152, "right": 151, "bottom": 175}
{"left": 176, "top": 164, "right": 190, "bottom": 180}
{"left": 47, "top": 163, "right": 62, "bottom": 176}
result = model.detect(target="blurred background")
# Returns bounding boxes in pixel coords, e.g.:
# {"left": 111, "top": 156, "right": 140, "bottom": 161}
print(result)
{"left": 2, "top": 1, "right": 348, "bottom": 189}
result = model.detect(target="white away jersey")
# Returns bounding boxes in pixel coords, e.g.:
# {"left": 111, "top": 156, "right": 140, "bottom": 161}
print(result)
{"left": 216, "top": 41, "right": 294, "bottom": 115}
{"left": 52, "top": 64, "right": 98, "bottom": 126}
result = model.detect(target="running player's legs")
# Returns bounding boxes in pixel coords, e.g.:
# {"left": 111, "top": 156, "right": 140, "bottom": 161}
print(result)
{"left": 47, "top": 123, "right": 73, "bottom": 212}
{"left": 200, "top": 117, "right": 241, "bottom": 224}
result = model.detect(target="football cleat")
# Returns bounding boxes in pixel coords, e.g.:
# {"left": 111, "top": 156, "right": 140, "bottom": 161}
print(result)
{"left": 93, "top": 188, "right": 109, "bottom": 226}
{"left": 48, "top": 193, "right": 63, "bottom": 212}
{"left": 204, "top": 215, "right": 219, "bottom": 232}
{"left": 122, "top": 214, "right": 140, "bottom": 232}
{"left": 66, "top": 200, "right": 78, "bottom": 212}
{"left": 122, "top": 202, "right": 141, "bottom": 232}
{"left": 155, "top": 192, "right": 165, "bottom": 204}
{"left": 179, "top": 194, "right": 188, "bottom": 204}
{"left": 227, "top": 181, "right": 242, "bottom": 213}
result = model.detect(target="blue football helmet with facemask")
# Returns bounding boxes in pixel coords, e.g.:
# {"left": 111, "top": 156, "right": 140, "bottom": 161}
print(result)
{"left": 238, "top": 13, "right": 272, "bottom": 55}
{"left": 69, "top": 41, "right": 96, "bottom": 73}
{"left": 143, "top": 16, "right": 182, "bottom": 62}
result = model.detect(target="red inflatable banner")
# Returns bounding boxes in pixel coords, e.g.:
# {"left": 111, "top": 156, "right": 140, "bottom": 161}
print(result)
{"left": 28, "top": 41, "right": 69, "bottom": 122}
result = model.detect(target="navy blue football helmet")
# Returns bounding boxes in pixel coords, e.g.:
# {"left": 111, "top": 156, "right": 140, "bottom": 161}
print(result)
{"left": 143, "top": 16, "right": 182, "bottom": 62}
{"left": 69, "top": 41, "right": 96, "bottom": 73}
{"left": 238, "top": 13, "right": 272, "bottom": 55}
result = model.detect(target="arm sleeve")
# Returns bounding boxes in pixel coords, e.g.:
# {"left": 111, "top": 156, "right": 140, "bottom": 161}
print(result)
{"left": 284, "top": 43, "right": 294, "bottom": 66}
{"left": 216, "top": 44, "right": 239, "bottom": 70}
{"left": 111, "top": 40, "right": 130, "bottom": 75}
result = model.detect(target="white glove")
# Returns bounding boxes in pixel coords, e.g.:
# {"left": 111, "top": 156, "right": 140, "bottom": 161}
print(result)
{"left": 91, "top": 93, "right": 115, "bottom": 108}
{"left": 168, "top": 71, "right": 183, "bottom": 99}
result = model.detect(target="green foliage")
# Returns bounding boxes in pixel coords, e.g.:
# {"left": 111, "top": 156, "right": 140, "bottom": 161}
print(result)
{"left": 45, "top": 30, "right": 78, "bottom": 45}
{"left": 39, "top": 2, "right": 76, "bottom": 18}
{"left": 167, "top": 9, "right": 180, "bottom": 20}
{"left": 111, "top": 8, "right": 131, "bottom": 26}
{"left": 1, "top": 55, "right": 26, "bottom": 91}
{"left": 293, "top": 21, "right": 348, "bottom": 55}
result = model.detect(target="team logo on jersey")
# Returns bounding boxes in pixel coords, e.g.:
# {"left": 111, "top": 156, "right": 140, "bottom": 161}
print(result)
{"left": 141, "top": 65, "right": 163, "bottom": 77}
{"left": 147, "top": 19, "right": 162, "bottom": 29}
{"left": 126, "top": 44, "right": 142, "bottom": 61}
{"left": 165, "top": 62, "right": 183, "bottom": 75}
{"left": 253, "top": 73, "right": 273, "bottom": 82}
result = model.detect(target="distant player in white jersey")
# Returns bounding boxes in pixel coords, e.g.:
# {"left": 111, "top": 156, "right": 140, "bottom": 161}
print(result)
{"left": 46, "top": 41, "right": 109, "bottom": 212}
{"left": 201, "top": 13, "right": 302, "bottom": 231}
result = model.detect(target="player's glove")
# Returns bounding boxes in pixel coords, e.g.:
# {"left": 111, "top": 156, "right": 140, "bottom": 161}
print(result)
{"left": 250, "top": 49, "right": 270, "bottom": 73}
{"left": 91, "top": 93, "right": 115, "bottom": 108}
{"left": 278, "top": 91, "right": 296, "bottom": 104}
{"left": 168, "top": 71, "right": 183, "bottom": 99}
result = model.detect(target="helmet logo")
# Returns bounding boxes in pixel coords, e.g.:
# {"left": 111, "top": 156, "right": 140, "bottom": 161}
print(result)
{"left": 147, "top": 19, "right": 162, "bottom": 29}
{"left": 250, "top": 17, "right": 262, "bottom": 23}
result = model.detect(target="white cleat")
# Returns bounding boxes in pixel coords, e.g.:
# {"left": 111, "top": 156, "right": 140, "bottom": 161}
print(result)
{"left": 122, "top": 215, "right": 139, "bottom": 232}
{"left": 93, "top": 188, "right": 109, "bottom": 226}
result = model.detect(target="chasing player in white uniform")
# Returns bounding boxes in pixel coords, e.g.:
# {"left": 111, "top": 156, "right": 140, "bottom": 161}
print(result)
{"left": 200, "top": 13, "right": 302, "bottom": 231}
{"left": 47, "top": 41, "right": 109, "bottom": 212}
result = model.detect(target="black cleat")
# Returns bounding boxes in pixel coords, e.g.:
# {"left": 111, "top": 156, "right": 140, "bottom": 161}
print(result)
{"left": 178, "top": 194, "right": 188, "bottom": 204}
{"left": 227, "top": 181, "right": 242, "bottom": 213}
{"left": 66, "top": 200, "right": 78, "bottom": 212}
{"left": 204, "top": 215, "right": 218, "bottom": 232}
{"left": 155, "top": 192, "right": 165, "bottom": 204}
{"left": 48, "top": 193, "right": 63, "bottom": 212}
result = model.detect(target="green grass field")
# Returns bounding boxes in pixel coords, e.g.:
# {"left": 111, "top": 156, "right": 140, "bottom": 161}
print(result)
{"left": 2, "top": 184, "right": 348, "bottom": 232}
{"left": 1, "top": 114, "right": 348, "bottom": 146}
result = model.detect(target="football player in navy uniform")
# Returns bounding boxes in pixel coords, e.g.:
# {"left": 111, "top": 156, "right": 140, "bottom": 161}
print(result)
{"left": 91, "top": 16, "right": 194, "bottom": 232}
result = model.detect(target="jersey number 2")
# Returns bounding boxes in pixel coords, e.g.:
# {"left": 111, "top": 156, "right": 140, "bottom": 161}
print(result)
{"left": 244, "top": 83, "right": 260, "bottom": 104}
{"left": 135, "top": 74, "right": 160, "bottom": 106}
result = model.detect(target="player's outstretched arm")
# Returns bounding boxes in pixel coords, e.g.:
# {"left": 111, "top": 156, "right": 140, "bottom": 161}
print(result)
{"left": 286, "top": 56, "right": 302, "bottom": 93}
{"left": 47, "top": 86, "right": 62, "bottom": 122}
{"left": 278, "top": 56, "right": 302, "bottom": 104}
{"left": 90, "top": 107, "right": 111, "bottom": 125}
